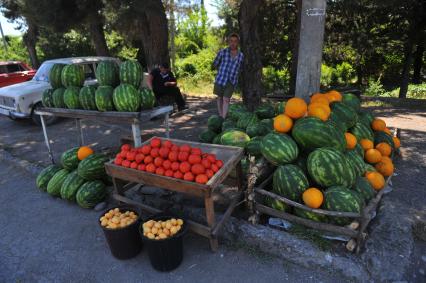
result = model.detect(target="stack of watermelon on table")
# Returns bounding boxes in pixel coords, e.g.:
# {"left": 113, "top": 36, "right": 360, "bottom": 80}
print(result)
{"left": 42, "top": 60, "right": 156, "bottom": 112}
{"left": 36, "top": 146, "right": 110, "bottom": 209}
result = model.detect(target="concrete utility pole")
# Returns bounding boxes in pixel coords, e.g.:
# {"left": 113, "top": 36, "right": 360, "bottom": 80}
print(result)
{"left": 0, "top": 21, "right": 8, "bottom": 53}
{"left": 294, "top": 0, "right": 327, "bottom": 101}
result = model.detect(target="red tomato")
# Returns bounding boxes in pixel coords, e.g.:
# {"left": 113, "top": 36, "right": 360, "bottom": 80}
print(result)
{"left": 171, "top": 145, "right": 179, "bottom": 151}
{"left": 183, "top": 172, "right": 195, "bottom": 181}
{"left": 165, "top": 169, "right": 174, "bottom": 177}
{"left": 121, "top": 144, "right": 131, "bottom": 151}
{"left": 154, "top": 157, "right": 164, "bottom": 167}
{"left": 126, "top": 151, "right": 136, "bottom": 161}
{"left": 162, "top": 160, "right": 172, "bottom": 170}
{"left": 144, "top": 155, "right": 153, "bottom": 164}
{"left": 155, "top": 167, "right": 165, "bottom": 175}
{"left": 173, "top": 171, "right": 183, "bottom": 179}
{"left": 114, "top": 157, "right": 123, "bottom": 165}
{"left": 216, "top": 160, "right": 224, "bottom": 168}
{"left": 135, "top": 153, "right": 145, "bottom": 164}
{"left": 206, "top": 169, "right": 214, "bottom": 178}
{"left": 115, "top": 153, "right": 121, "bottom": 158}
{"left": 122, "top": 160, "right": 131, "bottom": 168}
{"left": 195, "top": 174, "right": 208, "bottom": 184}
{"left": 168, "top": 151, "right": 178, "bottom": 162}
{"left": 171, "top": 162, "right": 180, "bottom": 171}
{"left": 159, "top": 147, "right": 170, "bottom": 159}
{"left": 180, "top": 144, "right": 191, "bottom": 152}
{"left": 151, "top": 138, "right": 161, "bottom": 148}
{"left": 207, "top": 154, "right": 216, "bottom": 163}
{"left": 201, "top": 159, "right": 211, "bottom": 169}
{"left": 211, "top": 164, "right": 219, "bottom": 173}
{"left": 119, "top": 150, "right": 128, "bottom": 158}
{"left": 130, "top": 162, "right": 138, "bottom": 169}
{"left": 179, "top": 161, "right": 191, "bottom": 173}
{"left": 136, "top": 146, "right": 144, "bottom": 153}
{"left": 191, "top": 147, "right": 202, "bottom": 155}
{"left": 141, "top": 145, "right": 151, "bottom": 155}
{"left": 146, "top": 163, "right": 156, "bottom": 173}
{"left": 188, "top": 154, "right": 202, "bottom": 165}
{"left": 137, "top": 164, "right": 146, "bottom": 171}
{"left": 150, "top": 148, "right": 159, "bottom": 158}
{"left": 163, "top": 140, "right": 173, "bottom": 148}
{"left": 191, "top": 164, "right": 206, "bottom": 175}
{"left": 178, "top": 151, "right": 189, "bottom": 162}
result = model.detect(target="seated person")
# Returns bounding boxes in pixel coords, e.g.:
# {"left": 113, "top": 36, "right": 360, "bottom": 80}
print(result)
{"left": 147, "top": 62, "right": 186, "bottom": 111}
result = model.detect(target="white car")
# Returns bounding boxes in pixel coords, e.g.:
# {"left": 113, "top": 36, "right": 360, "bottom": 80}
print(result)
{"left": 0, "top": 56, "right": 120, "bottom": 125}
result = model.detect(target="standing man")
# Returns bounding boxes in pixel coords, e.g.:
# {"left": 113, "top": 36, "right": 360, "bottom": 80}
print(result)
{"left": 213, "top": 33, "right": 244, "bottom": 118}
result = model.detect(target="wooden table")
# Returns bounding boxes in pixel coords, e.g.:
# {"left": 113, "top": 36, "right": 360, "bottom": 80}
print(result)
{"left": 105, "top": 137, "right": 245, "bottom": 251}
{"left": 35, "top": 106, "right": 173, "bottom": 164}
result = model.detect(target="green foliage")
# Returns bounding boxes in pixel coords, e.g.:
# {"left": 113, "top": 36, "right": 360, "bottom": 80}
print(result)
{"left": 378, "top": 83, "right": 426, "bottom": 99}
{"left": 0, "top": 36, "right": 32, "bottom": 64}
{"left": 175, "top": 47, "right": 216, "bottom": 82}
{"left": 105, "top": 31, "right": 138, "bottom": 60}
{"left": 321, "top": 63, "right": 356, "bottom": 87}
{"left": 364, "top": 78, "right": 386, "bottom": 97}
{"left": 262, "top": 66, "right": 290, "bottom": 93}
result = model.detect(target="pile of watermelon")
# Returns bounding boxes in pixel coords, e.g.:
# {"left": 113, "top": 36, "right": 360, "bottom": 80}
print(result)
{"left": 42, "top": 60, "right": 156, "bottom": 112}
{"left": 201, "top": 90, "right": 401, "bottom": 226}
{"left": 35, "top": 146, "right": 109, "bottom": 209}
{"left": 113, "top": 138, "right": 224, "bottom": 184}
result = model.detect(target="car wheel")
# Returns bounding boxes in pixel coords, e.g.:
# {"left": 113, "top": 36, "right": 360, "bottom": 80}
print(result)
{"left": 31, "top": 103, "right": 58, "bottom": 126}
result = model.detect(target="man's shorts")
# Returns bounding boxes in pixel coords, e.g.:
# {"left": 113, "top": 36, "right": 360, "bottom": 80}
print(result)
{"left": 213, "top": 82, "right": 235, "bottom": 98}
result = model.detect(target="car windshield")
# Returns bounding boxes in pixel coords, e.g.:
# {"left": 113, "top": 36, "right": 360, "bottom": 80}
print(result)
{"left": 32, "top": 62, "right": 54, "bottom": 82}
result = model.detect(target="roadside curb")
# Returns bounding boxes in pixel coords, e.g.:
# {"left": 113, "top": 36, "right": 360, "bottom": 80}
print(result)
{"left": 0, "top": 148, "right": 44, "bottom": 176}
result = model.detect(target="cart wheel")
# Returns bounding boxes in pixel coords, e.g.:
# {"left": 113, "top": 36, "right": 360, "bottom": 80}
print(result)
{"left": 31, "top": 102, "right": 58, "bottom": 126}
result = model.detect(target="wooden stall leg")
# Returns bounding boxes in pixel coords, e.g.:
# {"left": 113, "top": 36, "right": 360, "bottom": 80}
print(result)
{"left": 40, "top": 114, "right": 55, "bottom": 164}
{"left": 131, "top": 121, "right": 142, "bottom": 147}
{"left": 76, "top": 119, "right": 84, "bottom": 146}
{"left": 205, "top": 196, "right": 218, "bottom": 252}
{"left": 164, "top": 113, "right": 170, "bottom": 138}
{"left": 236, "top": 160, "right": 244, "bottom": 192}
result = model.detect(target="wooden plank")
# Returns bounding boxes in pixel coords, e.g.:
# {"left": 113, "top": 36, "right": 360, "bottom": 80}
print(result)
{"left": 205, "top": 195, "right": 218, "bottom": 251}
{"left": 211, "top": 192, "right": 243, "bottom": 237}
{"left": 256, "top": 204, "right": 358, "bottom": 238}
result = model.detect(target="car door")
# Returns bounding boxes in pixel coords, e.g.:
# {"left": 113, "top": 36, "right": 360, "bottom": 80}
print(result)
{"left": 81, "top": 62, "right": 98, "bottom": 86}
{"left": 4, "top": 64, "right": 26, "bottom": 86}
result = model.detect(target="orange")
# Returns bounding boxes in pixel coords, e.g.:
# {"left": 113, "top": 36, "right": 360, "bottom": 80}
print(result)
{"left": 393, "top": 136, "right": 401, "bottom": 149}
{"left": 380, "top": 156, "right": 393, "bottom": 164}
{"left": 274, "top": 114, "right": 294, "bottom": 133}
{"left": 365, "top": 148, "right": 382, "bottom": 164}
{"left": 383, "top": 127, "right": 392, "bottom": 135}
{"left": 77, "top": 146, "right": 94, "bottom": 160}
{"left": 365, "top": 171, "right": 386, "bottom": 190}
{"left": 371, "top": 119, "right": 386, "bottom": 131}
{"left": 375, "top": 161, "right": 394, "bottom": 177}
{"left": 302, "top": 188, "right": 324, "bottom": 209}
{"left": 284, "top": 97, "right": 308, "bottom": 119}
{"left": 307, "top": 104, "right": 330, "bottom": 121}
{"left": 344, "top": 133, "right": 357, "bottom": 149}
{"left": 360, "top": 139, "right": 374, "bottom": 150}
{"left": 375, "top": 142, "right": 392, "bottom": 157}
{"left": 325, "top": 90, "right": 342, "bottom": 102}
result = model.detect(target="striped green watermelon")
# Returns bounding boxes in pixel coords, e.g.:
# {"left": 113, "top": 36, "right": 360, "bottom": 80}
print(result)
{"left": 352, "top": 176, "right": 376, "bottom": 203}
{"left": 307, "top": 147, "right": 353, "bottom": 188}
{"left": 344, "top": 155, "right": 357, "bottom": 187}
{"left": 328, "top": 112, "right": 348, "bottom": 133}
{"left": 342, "top": 93, "right": 361, "bottom": 113}
{"left": 259, "top": 118, "right": 274, "bottom": 132}
{"left": 274, "top": 101, "right": 286, "bottom": 115}
{"left": 246, "top": 136, "right": 262, "bottom": 157}
{"left": 237, "top": 112, "right": 258, "bottom": 130}
{"left": 222, "top": 120, "right": 236, "bottom": 132}
{"left": 345, "top": 150, "right": 366, "bottom": 176}
{"left": 352, "top": 143, "right": 365, "bottom": 158}
{"left": 61, "top": 64, "right": 85, "bottom": 87}
{"left": 119, "top": 60, "right": 142, "bottom": 87}
{"left": 208, "top": 115, "right": 224, "bottom": 133}
{"left": 330, "top": 102, "right": 358, "bottom": 129}
{"left": 220, "top": 130, "right": 250, "bottom": 148}
{"left": 212, "top": 134, "right": 222, "bottom": 144}
{"left": 95, "top": 61, "right": 119, "bottom": 86}
{"left": 245, "top": 123, "right": 263, "bottom": 137}
{"left": 52, "top": 88, "right": 66, "bottom": 108}
{"left": 265, "top": 196, "right": 288, "bottom": 211}
{"left": 273, "top": 164, "right": 309, "bottom": 201}
{"left": 49, "top": 63, "right": 65, "bottom": 88}
{"left": 76, "top": 180, "right": 107, "bottom": 208}
{"left": 255, "top": 103, "right": 275, "bottom": 119}
{"left": 228, "top": 104, "right": 248, "bottom": 122}
{"left": 46, "top": 169, "right": 69, "bottom": 197}
{"left": 199, "top": 129, "right": 217, "bottom": 143}
{"left": 324, "top": 186, "right": 363, "bottom": 225}
{"left": 358, "top": 111, "right": 375, "bottom": 127}
{"left": 261, "top": 132, "right": 298, "bottom": 165}
{"left": 293, "top": 154, "right": 309, "bottom": 175}
{"left": 95, "top": 86, "right": 115, "bottom": 111}
{"left": 139, "top": 88, "right": 156, "bottom": 109}
{"left": 42, "top": 89, "right": 54, "bottom": 108}
{"left": 350, "top": 122, "right": 374, "bottom": 141}
{"left": 60, "top": 170, "right": 86, "bottom": 201}
{"left": 113, "top": 84, "right": 141, "bottom": 112}
{"left": 61, "top": 147, "right": 80, "bottom": 170}
{"left": 364, "top": 163, "right": 377, "bottom": 173}
{"left": 36, "top": 165, "right": 62, "bottom": 191}
{"left": 292, "top": 117, "right": 345, "bottom": 152}
{"left": 374, "top": 131, "right": 395, "bottom": 149}
{"left": 77, "top": 153, "right": 109, "bottom": 180}
{"left": 79, "top": 86, "right": 97, "bottom": 110}
{"left": 294, "top": 207, "right": 328, "bottom": 223}
{"left": 64, "top": 86, "right": 82, "bottom": 109}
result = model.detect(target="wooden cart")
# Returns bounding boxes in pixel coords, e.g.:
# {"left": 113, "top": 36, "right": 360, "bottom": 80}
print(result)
{"left": 105, "top": 137, "right": 245, "bottom": 251}
{"left": 35, "top": 106, "right": 173, "bottom": 164}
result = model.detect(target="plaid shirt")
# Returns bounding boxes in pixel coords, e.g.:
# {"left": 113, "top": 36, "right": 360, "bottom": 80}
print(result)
{"left": 213, "top": 48, "right": 244, "bottom": 86}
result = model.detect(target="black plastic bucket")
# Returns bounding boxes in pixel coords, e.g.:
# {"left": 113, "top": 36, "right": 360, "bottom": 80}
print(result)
{"left": 139, "top": 214, "right": 188, "bottom": 271}
{"left": 99, "top": 205, "right": 143, "bottom": 260}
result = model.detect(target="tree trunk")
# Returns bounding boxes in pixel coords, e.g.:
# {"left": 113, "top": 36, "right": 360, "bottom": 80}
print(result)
{"left": 412, "top": 35, "right": 424, "bottom": 84}
{"left": 399, "top": 30, "right": 416, "bottom": 98}
{"left": 356, "top": 65, "right": 363, "bottom": 86}
{"left": 238, "top": 0, "right": 264, "bottom": 111}
{"left": 88, "top": 13, "right": 109, "bottom": 56}
{"left": 139, "top": 0, "right": 170, "bottom": 71}
{"left": 23, "top": 22, "right": 39, "bottom": 69}
{"left": 289, "top": 0, "right": 302, "bottom": 96}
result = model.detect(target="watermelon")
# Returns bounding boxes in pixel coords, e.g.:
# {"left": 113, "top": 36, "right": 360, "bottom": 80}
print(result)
{"left": 46, "top": 169, "right": 69, "bottom": 197}
{"left": 350, "top": 122, "right": 374, "bottom": 141}
{"left": 358, "top": 111, "right": 375, "bottom": 127}
{"left": 292, "top": 117, "right": 345, "bottom": 152}
{"left": 237, "top": 112, "right": 258, "bottom": 130}
{"left": 42, "top": 89, "right": 54, "bottom": 108}
{"left": 259, "top": 118, "right": 274, "bottom": 132}
{"left": 222, "top": 120, "right": 236, "bottom": 132}
{"left": 228, "top": 104, "right": 248, "bottom": 121}
{"left": 364, "top": 163, "right": 377, "bottom": 173}
{"left": 255, "top": 103, "right": 275, "bottom": 119}
{"left": 60, "top": 170, "right": 86, "bottom": 201}
{"left": 345, "top": 150, "right": 366, "bottom": 176}
{"left": 352, "top": 176, "right": 376, "bottom": 203}
{"left": 307, "top": 147, "right": 354, "bottom": 188}
{"left": 95, "top": 86, "right": 115, "bottom": 111}
{"left": 61, "top": 64, "right": 85, "bottom": 87}
{"left": 374, "top": 131, "right": 395, "bottom": 149}
{"left": 246, "top": 123, "right": 266, "bottom": 138}
{"left": 113, "top": 84, "right": 141, "bottom": 112}
{"left": 261, "top": 132, "right": 299, "bottom": 165}
{"left": 293, "top": 154, "right": 308, "bottom": 175}
{"left": 49, "top": 63, "right": 65, "bottom": 88}
{"left": 220, "top": 130, "right": 250, "bottom": 148}
{"left": 76, "top": 180, "right": 107, "bottom": 209}
{"left": 328, "top": 112, "right": 348, "bottom": 133}
{"left": 36, "top": 165, "right": 62, "bottom": 191}
{"left": 330, "top": 102, "right": 358, "bottom": 129}
{"left": 342, "top": 93, "right": 361, "bottom": 113}
{"left": 265, "top": 196, "right": 288, "bottom": 211}
{"left": 77, "top": 154, "right": 109, "bottom": 180}
{"left": 324, "top": 186, "right": 363, "bottom": 225}
{"left": 294, "top": 207, "right": 328, "bottom": 223}
{"left": 64, "top": 86, "right": 82, "bottom": 109}
{"left": 199, "top": 129, "right": 217, "bottom": 143}
{"left": 274, "top": 101, "right": 286, "bottom": 115}
{"left": 352, "top": 143, "right": 365, "bottom": 158}
{"left": 95, "top": 61, "right": 119, "bottom": 86}
{"left": 119, "top": 60, "right": 142, "bottom": 87}
{"left": 52, "top": 88, "right": 66, "bottom": 108}
{"left": 246, "top": 136, "right": 262, "bottom": 156}
{"left": 273, "top": 164, "right": 309, "bottom": 202}
{"left": 208, "top": 115, "right": 224, "bottom": 133}
{"left": 139, "top": 88, "right": 156, "bottom": 109}
{"left": 344, "top": 155, "right": 357, "bottom": 187}
{"left": 79, "top": 86, "right": 97, "bottom": 110}
{"left": 212, "top": 134, "right": 222, "bottom": 144}
{"left": 61, "top": 147, "right": 80, "bottom": 170}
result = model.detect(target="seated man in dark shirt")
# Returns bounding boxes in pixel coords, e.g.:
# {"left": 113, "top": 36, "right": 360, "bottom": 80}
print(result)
{"left": 147, "top": 62, "right": 186, "bottom": 111}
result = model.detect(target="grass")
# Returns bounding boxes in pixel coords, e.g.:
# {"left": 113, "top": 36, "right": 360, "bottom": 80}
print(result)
{"left": 179, "top": 78, "right": 215, "bottom": 97}
{"left": 361, "top": 101, "right": 393, "bottom": 107}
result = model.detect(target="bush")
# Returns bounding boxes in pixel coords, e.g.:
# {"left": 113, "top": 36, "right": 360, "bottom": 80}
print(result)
{"left": 321, "top": 64, "right": 334, "bottom": 87}
{"left": 364, "top": 78, "right": 386, "bottom": 97}
{"left": 262, "top": 66, "right": 290, "bottom": 93}
{"left": 175, "top": 48, "right": 216, "bottom": 82}
{"left": 321, "top": 62, "right": 356, "bottom": 87}
{"left": 382, "top": 83, "right": 426, "bottom": 99}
